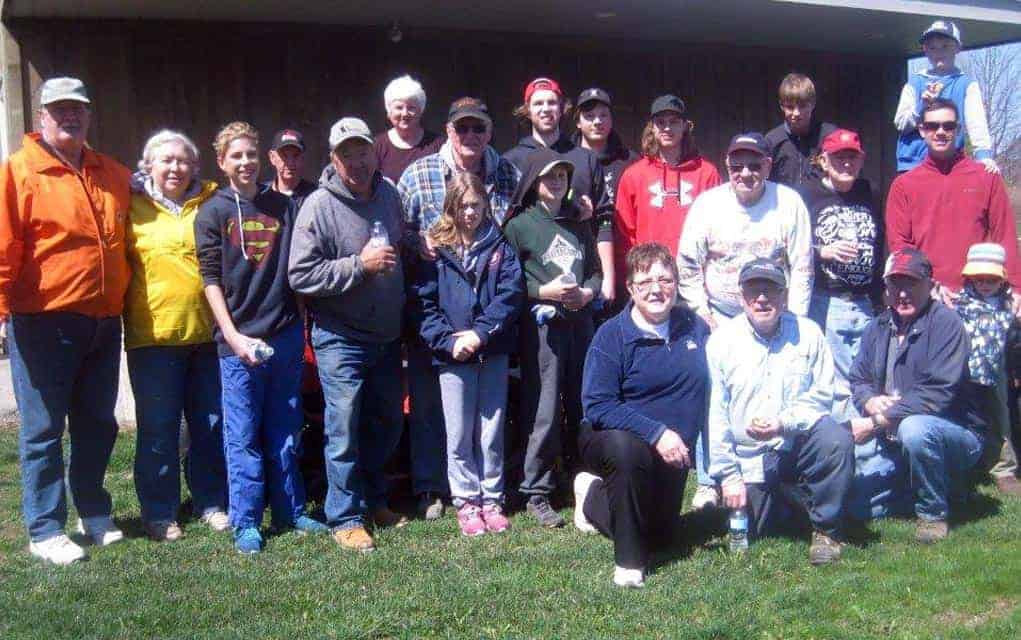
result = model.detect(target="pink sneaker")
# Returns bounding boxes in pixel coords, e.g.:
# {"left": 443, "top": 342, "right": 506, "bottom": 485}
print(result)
{"left": 481, "top": 503, "right": 511, "bottom": 533}
{"left": 457, "top": 504, "right": 487, "bottom": 537}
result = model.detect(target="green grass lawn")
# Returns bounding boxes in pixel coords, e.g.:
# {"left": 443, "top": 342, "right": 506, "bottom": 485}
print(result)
{"left": 1, "top": 424, "right": 1019, "bottom": 639}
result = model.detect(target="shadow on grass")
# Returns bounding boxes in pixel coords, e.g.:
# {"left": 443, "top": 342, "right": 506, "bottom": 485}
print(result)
{"left": 950, "top": 491, "right": 1002, "bottom": 525}
{"left": 649, "top": 507, "right": 728, "bottom": 572}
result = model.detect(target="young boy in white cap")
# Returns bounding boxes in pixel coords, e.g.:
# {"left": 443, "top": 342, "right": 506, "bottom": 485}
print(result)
{"left": 954, "top": 242, "right": 1021, "bottom": 496}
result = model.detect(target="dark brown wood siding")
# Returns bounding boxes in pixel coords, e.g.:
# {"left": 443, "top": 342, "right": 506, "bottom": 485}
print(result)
{"left": 8, "top": 18, "right": 904, "bottom": 194}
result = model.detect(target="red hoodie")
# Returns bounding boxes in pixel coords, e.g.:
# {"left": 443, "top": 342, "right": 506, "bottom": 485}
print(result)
{"left": 613, "top": 155, "right": 720, "bottom": 285}
{"left": 886, "top": 153, "right": 1020, "bottom": 291}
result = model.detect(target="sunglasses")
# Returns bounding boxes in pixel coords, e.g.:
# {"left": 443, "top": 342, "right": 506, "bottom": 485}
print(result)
{"left": 454, "top": 123, "right": 487, "bottom": 135}
{"left": 920, "top": 120, "right": 959, "bottom": 133}
{"left": 727, "top": 162, "right": 764, "bottom": 174}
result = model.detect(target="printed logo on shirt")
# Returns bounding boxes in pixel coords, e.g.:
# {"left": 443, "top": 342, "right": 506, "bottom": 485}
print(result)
{"left": 226, "top": 212, "right": 282, "bottom": 266}
{"left": 541, "top": 233, "right": 582, "bottom": 275}
{"left": 648, "top": 179, "right": 693, "bottom": 208}
{"left": 814, "top": 204, "right": 877, "bottom": 288}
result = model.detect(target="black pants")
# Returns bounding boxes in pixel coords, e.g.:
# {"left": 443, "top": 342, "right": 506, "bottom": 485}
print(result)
{"left": 516, "top": 312, "right": 593, "bottom": 497}
{"left": 745, "top": 417, "right": 854, "bottom": 540}
{"left": 578, "top": 425, "right": 688, "bottom": 569}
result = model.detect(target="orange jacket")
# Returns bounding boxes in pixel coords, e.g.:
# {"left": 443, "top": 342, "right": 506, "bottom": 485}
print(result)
{"left": 0, "top": 133, "right": 131, "bottom": 318}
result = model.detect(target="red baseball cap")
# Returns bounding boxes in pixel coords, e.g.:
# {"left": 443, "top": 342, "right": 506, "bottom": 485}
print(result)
{"left": 821, "top": 129, "right": 864, "bottom": 155}
{"left": 524, "top": 77, "right": 562, "bottom": 103}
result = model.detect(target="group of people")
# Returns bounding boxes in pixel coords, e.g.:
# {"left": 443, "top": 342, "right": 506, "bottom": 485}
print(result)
{"left": 2, "top": 19, "right": 1019, "bottom": 590}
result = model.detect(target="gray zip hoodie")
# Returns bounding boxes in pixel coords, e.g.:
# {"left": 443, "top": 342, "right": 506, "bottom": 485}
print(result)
{"left": 288, "top": 164, "right": 405, "bottom": 343}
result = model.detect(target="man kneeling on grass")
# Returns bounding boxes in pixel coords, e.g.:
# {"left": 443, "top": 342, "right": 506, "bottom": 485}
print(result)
{"left": 576, "top": 242, "right": 710, "bottom": 588}
{"left": 707, "top": 258, "right": 853, "bottom": 565}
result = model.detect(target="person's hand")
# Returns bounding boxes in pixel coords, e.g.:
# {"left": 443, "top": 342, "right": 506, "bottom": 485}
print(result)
{"left": 225, "top": 331, "right": 261, "bottom": 366}
{"left": 576, "top": 195, "right": 593, "bottom": 221}
{"left": 418, "top": 234, "right": 437, "bottom": 260}
{"left": 850, "top": 417, "right": 876, "bottom": 444}
{"left": 655, "top": 429, "right": 691, "bottom": 468}
{"left": 864, "top": 394, "right": 899, "bottom": 417}
{"left": 746, "top": 417, "right": 783, "bottom": 441}
{"left": 819, "top": 240, "right": 859, "bottom": 265}
{"left": 921, "top": 81, "right": 943, "bottom": 104}
{"left": 722, "top": 480, "right": 747, "bottom": 510}
{"left": 450, "top": 330, "right": 481, "bottom": 361}
{"left": 539, "top": 277, "right": 579, "bottom": 304}
{"left": 563, "top": 287, "right": 594, "bottom": 311}
{"left": 360, "top": 243, "right": 398, "bottom": 274}
{"left": 600, "top": 277, "right": 616, "bottom": 304}
{"left": 980, "top": 158, "right": 1001, "bottom": 174}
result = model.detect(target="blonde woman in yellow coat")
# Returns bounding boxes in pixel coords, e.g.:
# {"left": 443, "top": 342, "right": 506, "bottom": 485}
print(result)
{"left": 125, "top": 130, "right": 228, "bottom": 541}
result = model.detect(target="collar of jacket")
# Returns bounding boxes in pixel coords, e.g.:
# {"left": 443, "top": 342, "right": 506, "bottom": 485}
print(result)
{"left": 23, "top": 132, "right": 102, "bottom": 174}
{"left": 620, "top": 301, "right": 696, "bottom": 344}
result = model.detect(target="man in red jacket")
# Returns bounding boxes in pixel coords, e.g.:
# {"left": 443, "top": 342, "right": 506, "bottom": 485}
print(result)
{"left": 885, "top": 98, "right": 1020, "bottom": 311}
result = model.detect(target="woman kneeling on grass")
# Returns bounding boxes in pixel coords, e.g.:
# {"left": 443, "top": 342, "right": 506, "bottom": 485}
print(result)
{"left": 415, "top": 173, "right": 524, "bottom": 536}
{"left": 195, "top": 122, "right": 328, "bottom": 554}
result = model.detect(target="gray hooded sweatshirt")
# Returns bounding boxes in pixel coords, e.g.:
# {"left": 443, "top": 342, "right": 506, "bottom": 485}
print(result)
{"left": 288, "top": 165, "right": 405, "bottom": 343}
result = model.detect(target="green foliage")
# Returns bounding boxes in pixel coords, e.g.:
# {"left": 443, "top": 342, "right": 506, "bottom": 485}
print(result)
{"left": 0, "top": 427, "right": 1019, "bottom": 639}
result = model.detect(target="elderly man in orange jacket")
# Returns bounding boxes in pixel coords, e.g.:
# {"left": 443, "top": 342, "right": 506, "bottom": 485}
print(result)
{"left": 0, "top": 77, "right": 131, "bottom": 565}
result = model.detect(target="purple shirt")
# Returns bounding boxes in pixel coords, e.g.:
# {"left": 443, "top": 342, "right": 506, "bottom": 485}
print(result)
{"left": 373, "top": 130, "right": 444, "bottom": 183}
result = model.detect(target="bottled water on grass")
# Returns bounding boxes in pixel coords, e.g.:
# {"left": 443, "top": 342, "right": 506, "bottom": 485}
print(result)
{"left": 729, "top": 508, "right": 749, "bottom": 553}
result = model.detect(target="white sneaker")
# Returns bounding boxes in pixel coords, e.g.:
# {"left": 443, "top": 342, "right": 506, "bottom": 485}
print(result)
{"left": 613, "top": 565, "right": 645, "bottom": 588}
{"left": 690, "top": 485, "right": 720, "bottom": 511}
{"left": 29, "top": 533, "right": 86, "bottom": 565}
{"left": 77, "top": 515, "right": 124, "bottom": 546}
{"left": 200, "top": 510, "right": 230, "bottom": 532}
{"left": 573, "top": 472, "right": 600, "bottom": 534}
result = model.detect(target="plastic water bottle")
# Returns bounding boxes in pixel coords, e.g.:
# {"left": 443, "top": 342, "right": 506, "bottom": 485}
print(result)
{"left": 729, "top": 508, "right": 749, "bottom": 553}
{"left": 560, "top": 271, "right": 577, "bottom": 285}
{"left": 370, "top": 221, "right": 389, "bottom": 247}
{"left": 249, "top": 339, "right": 274, "bottom": 364}
{"left": 531, "top": 304, "right": 557, "bottom": 325}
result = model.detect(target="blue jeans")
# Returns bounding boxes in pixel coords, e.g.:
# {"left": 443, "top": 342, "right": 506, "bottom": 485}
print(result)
{"left": 312, "top": 327, "right": 403, "bottom": 530}
{"left": 220, "top": 321, "right": 306, "bottom": 530}
{"left": 407, "top": 338, "right": 448, "bottom": 496}
{"left": 10, "top": 312, "right": 121, "bottom": 541}
{"left": 128, "top": 342, "right": 226, "bottom": 524}
{"left": 808, "top": 293, "right": 873, "bottom": 423}
{"left": 898, "top": 414, "right": 983, "bottom": 520}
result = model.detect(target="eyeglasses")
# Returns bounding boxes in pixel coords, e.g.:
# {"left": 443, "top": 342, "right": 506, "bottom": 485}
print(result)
{"left": 631, "top": 278, "right": 676, "bottom": 293}
{"left": 727, "top": 162, "right": 763, "bottom": 174}
{"left": 920, "top": 121, "right": 959, "bottom": 133}
{"left": 454, "top": 123, "right": 487, "bottom": 135}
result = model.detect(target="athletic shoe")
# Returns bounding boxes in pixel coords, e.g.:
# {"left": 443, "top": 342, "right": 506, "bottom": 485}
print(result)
{"left": 481, "top": 503, "right": 510, "bottom": 533}
{"left": 690, "top": 485, "right": 720, "bottom": 510}
{"left": 808, "top": 531, "right": 842, "bottom": 565}
{"left": 144, "top": 520, "right": 183, "bottom": 542}
{"left": 77, "top": 515, "right": 124, "bottom": 546}
{"left": 457, "top": 504, "right": 487, "bottom": 537}
{"left": 613, "top": 565, "right": 645, "bottom": 588}
{"left": 29, "top": 533, "right": 86, "bottom": 565}
{"left": 573, "top": 472, "right": 600, "bottom": 534}
{"left": 334, "top": 526, "right": 375, "bottom": 552}
{"left": 372, "top": 506, "right": 410, "bottom": 529}
{"left": 418, "top": 493, "right": 445, "bottom": 520}
{"left": 526, "top": 495, "right": 565, "bottom": 528}
{"left": 200, "top": 510, "right": 230, "bottom": 532}
{"left": 234, "top": 527, "right": 263, "bottom": 554}
{"left": 293, "top": 515, "right": 330, "bottom": 535}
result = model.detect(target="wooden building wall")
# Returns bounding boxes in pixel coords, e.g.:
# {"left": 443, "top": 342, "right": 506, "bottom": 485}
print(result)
{"left": 7, "top": 18, "right": 904, "bottom": 194}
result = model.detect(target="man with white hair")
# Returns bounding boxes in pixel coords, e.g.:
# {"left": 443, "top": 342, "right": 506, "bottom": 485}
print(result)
{"left": 374, "top": 74, "right": 443, "bottom": 183}
{"left": 0, "top": 77, "right": 131, "bottom": 564}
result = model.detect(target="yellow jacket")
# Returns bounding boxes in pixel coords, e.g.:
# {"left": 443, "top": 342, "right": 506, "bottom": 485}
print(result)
{"left": 123, "top": 180, "right": 218, "bottom": 349}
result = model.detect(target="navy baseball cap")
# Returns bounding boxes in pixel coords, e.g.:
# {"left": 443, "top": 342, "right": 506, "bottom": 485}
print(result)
{"left": 727, "top": 132, "right": 769, "bottom": 157}
{"left": 739, "top": 258, "right": 787, "bottom": 288}
{"left": 651, "top": 94, "right": 686, "bottom": 117}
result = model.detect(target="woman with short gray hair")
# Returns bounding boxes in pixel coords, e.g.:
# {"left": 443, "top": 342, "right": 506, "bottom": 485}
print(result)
{"left": 374, "top": 74, "right": 443, "bottom": 182}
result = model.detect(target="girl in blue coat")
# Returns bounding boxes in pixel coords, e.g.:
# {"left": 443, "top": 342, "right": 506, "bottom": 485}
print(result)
{"left": 415, "top": 173, "right": 525, "bottom": 536}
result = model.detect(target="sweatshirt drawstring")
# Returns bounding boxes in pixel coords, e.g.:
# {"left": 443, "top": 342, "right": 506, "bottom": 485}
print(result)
{"left": 234, "top": 191, "right": 249, "bottom": 261}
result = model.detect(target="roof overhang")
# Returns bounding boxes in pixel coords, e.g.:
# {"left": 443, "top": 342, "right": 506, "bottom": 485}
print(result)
{"left": 3, "top": 0, "right": 1021, "bottom": 56}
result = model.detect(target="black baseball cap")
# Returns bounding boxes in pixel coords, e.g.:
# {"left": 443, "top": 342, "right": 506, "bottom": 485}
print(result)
{"left": 651, "top": 94, "right": 686, "bottom": 117}
{"left": 739, "top": 258, "right": 787, "bottom": 288}
{"left": 447, "top": 98, "right": 492, "bottom": 127}
{"left": 577, "top": 87, "right": 612, "bottom": 110}
{"left": 271, "top": 129, "right": 306, "bottom": 152}
{"left": 727, "top": 132, "right": 769, "bottom": 157}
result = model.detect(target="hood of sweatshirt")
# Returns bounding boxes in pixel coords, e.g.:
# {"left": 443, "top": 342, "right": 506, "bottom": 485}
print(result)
{"left": 511, "top": 148, "right": 575, "bottom": 218}
{"left": 318, "top": 163, "right": 386, "bottom": 206}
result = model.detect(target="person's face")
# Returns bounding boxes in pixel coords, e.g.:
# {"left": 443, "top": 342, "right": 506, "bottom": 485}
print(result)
{"left": 884, "top": 274, "right": 932, "bottom": 323}
{"left": 268, "top": 146, "right": 305, "bottom": 183}
{"left": 821, "top": 150, "right": 864, "bottom": 191}
{"left": 528, "top": 90, "right": 561, "bottom": 134}
{"left": 922, "top": 35, "right": 959, "bottom": 72}
{"left": 446, "top": 117, "right": 491, "bottom": 163}
{"left": 537, "top": 165, "right": 569, "bottom": 203}
{"left": 652, "top": 111, "right": 685, "bottom": 150}
{"left": 387, "top": 99, "right": 422, "bottom": 132}
{"left": 217, "top": 136, "right": 259, "bottom": 190}
{"left": 919, "top": 106, "right": 959, "bottom": 159}
{"left": 150, "top": 140, "right": 196, "bottom": 200}
{"left": 741, "top": 278, "right": 786, "bottom": 336}
{"left": 780, "top": 99, "right": 815, "bottom": 135}
{"left": 727, "top": 150, "right": 770, "bottom": 204}
{"left": 968, "top": 275, "right": 1005, "bottom": 298}
{"left": 577, "top": 103, "right": 612, "bottom": 145}
{"left": 331, "top": 139, "right": 377, "bottom": 196}
{"left": 628, "top": 261, "right": 678, "bottom": 323}
{"left": 38, "top": 100, "right": 90, "bottom": 150}
{"left": 456, "top": 190, "right": 485, "bottom": 237}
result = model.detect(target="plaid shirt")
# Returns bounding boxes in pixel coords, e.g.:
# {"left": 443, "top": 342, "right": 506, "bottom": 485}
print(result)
{"left": 397, "top": 144, "right": 517, "bottom": 249}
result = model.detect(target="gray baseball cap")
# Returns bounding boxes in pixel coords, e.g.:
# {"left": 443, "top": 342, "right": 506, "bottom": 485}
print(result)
{"left": 39, "top": 77, "right": 90, "bottom": 105}
{"left": 328, "top": 117, "right": 373, "bottom": 150}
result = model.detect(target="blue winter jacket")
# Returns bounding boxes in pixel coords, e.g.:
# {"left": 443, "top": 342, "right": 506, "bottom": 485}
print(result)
{"left": 414, "top": 223, "right": 525, "bottom": 365}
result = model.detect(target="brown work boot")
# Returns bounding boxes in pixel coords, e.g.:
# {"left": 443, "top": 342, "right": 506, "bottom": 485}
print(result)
{"left": 808, "top": 531, "right": 843, "bottom": 565}
{"left": 995, "top": 476, "right": 1021, "bottom": 498}
{"left": 372, "top": 506, "right": 409, "bottom": 529}
{"left": 915, "top": 519, "right": 948, "bottom": 544}
{"left": 334, "top": 526, "right": 375, "bottom": 552}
